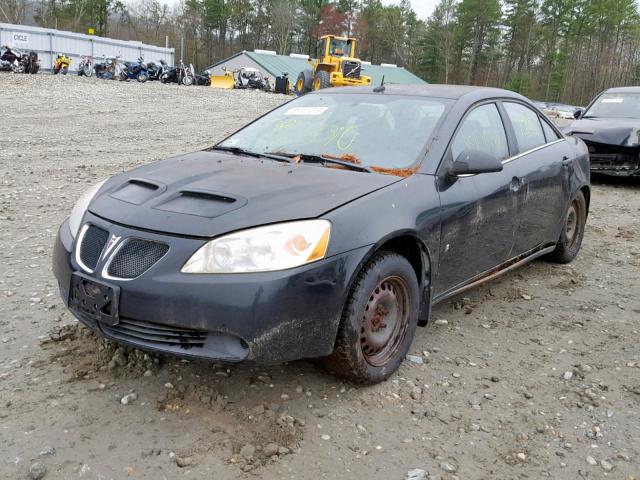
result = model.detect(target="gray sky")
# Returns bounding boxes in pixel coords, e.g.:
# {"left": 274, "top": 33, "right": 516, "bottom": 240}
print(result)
{"left": 382, "top": 0, "right": 438, "bottom": 20}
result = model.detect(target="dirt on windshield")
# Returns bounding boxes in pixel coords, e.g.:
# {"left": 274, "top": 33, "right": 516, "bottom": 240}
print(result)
{"left": 1, "top": 75, "right": 639, "bottom": 480}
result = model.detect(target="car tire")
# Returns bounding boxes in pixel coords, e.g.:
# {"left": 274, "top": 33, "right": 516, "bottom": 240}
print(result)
{"left": 322, "top": 251, "right": 420, "bottom": 384}
{"left": 313, "top": 70, "right": 331, "bottom": 90}
{"left": 547, "top": 190, "right": 587, "bottom": 263}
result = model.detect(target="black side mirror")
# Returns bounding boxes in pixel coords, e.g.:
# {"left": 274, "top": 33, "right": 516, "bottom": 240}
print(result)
{"left": 573, "top": 109, "right": 582, "bottom": 119}
{"left": 450, "top": 150, "right": 503, "bottom": 176}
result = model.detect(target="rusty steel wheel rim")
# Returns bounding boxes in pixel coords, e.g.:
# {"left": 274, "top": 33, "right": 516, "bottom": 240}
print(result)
{"left": 360, "top": 276, "right": 410, "bottom": 367}
{"left": 565, "top": 199, "right": 579, "bottom": 247}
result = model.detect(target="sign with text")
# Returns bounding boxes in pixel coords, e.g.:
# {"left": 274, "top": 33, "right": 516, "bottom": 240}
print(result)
{"left": 11, "top": 32, "right": 29, "bottom": 45}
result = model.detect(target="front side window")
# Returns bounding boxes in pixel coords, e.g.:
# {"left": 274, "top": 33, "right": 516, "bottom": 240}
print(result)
{"left": 451, "top": 103, "right": 509, "bottom": 160}
{"left": 504, "top": 102, "right": 546, "bottom": 153}
{"left": 218, "top": 93, "right": 450, "bottom": 171}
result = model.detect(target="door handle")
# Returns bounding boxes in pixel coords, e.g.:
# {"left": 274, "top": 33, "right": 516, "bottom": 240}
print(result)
{"left": 561, "top": 156, "right": 571, "bottom": 167}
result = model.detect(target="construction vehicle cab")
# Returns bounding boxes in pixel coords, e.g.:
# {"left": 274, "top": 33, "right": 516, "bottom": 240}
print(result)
{"left": 296, "top": 35, "right": 371, "bottom": 95}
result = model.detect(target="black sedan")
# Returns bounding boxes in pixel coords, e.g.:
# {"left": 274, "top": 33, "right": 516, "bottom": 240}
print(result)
{"left": 567, "top": 86, "right": 640, "bottom": 176}
{"left": 53, "top": 85, "right": 590, "bottom": 384}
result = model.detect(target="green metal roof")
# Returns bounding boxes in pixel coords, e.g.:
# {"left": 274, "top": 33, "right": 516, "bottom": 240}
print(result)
{"left": 211, "top": 51, "right": 427, "bottom": 86}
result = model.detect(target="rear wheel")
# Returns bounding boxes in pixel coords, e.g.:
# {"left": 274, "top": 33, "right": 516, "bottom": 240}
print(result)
{"left": 313, "top": 70, "right": 331, "bottom": 91}
{"left": 547, "top": 190, "right": 587, "bottom": 263}
{"left": 322, "top": 251, "right": 420, "bottom": 384}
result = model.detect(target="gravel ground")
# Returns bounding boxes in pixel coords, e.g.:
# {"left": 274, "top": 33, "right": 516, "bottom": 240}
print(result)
{"left": 1, "top": 74, "right": 639, "bottom": 480}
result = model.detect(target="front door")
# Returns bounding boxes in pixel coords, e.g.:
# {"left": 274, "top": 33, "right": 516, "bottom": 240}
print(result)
{"left": 435, "top": 102, "right": 524, "bottom": 297}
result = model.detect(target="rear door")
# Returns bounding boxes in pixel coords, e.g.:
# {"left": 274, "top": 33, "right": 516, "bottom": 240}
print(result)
{"left": 501, "top": 102, "right": 571, "bottom": 254}
{"left": 435, "top": 102, "right": 524, "bottom": 297}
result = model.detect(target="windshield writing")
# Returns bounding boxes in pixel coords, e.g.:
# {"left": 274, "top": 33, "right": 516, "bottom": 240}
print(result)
{"left": 218, "top": 94, "right": 448, "bottom": 171}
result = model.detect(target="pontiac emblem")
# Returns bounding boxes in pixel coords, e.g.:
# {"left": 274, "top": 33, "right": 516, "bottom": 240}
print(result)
{"left": 103, "top": 234, "right": 121, "bottom": 258}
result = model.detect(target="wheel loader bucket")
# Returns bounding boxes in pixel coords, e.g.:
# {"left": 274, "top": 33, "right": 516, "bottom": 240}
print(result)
{"left": 210, "top": 73, "right": 235, "bottom": 89}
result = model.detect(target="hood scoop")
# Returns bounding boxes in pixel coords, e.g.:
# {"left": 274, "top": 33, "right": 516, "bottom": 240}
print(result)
{"left": 110, "top": 179, "right": 163, "bottom": 205}
{"left": 153, "top": 190, "right": 247, "bottom": 218}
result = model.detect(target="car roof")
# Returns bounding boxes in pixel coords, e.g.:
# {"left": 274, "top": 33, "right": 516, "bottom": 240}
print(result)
{"left": 319, "top": 84, "right": 528, "bottom": 101}
{"left": 603, "top": 86, "right": 640, "bottom": 94}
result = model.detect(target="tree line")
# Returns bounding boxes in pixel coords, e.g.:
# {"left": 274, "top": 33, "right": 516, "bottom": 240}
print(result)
{"left": 2, "top": 0, "right": 640, "bottom": 104}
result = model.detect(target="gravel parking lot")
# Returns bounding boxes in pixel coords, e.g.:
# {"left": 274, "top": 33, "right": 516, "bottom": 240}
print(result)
{"left": 1, "top": 74, "right": 639, "bottom": 480}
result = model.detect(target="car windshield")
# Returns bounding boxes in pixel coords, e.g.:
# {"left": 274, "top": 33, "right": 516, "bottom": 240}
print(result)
{"left": 217, "top": 93, "right": 449, "bottom": 172}
{"left": 583, "top": 92, "right": 640, "bottom": 119}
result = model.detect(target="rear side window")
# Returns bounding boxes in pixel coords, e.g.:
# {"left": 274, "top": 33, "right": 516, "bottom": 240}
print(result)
{"left": 541, "top": 118, "right": 561, "bottom": 142}
{"left": 451, "top": 103, "right": 509, "bottom": 160}
{"left": 504, "top": 102, "right": 546, "bottom": 153}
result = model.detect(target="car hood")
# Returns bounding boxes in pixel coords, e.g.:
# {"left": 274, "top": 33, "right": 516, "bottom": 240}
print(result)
{"left": 565, "top": 117, "right": 640, "bottom": 146}
{"left": 88, "top": 150, "right": 403, "bottom": 237}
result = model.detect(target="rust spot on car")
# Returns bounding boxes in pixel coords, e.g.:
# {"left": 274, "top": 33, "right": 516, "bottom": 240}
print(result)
{"left": 322, "top": 153, "right": 362, "bottom": 165}
{"left": 370, "top": 165, "right": 419, "bottom": 177}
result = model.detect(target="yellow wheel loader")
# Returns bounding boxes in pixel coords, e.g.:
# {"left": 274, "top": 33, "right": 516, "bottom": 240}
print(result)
{"left": 296, "top": 35, "right": 371, "bottom": 96}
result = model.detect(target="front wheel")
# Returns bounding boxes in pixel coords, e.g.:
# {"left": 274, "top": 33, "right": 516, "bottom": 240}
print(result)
{"left": 61, "top": 66, "right": 68, "bottom": 75}
{"left": 136, "top": 71, "right": 148, "bottom": 82}
{"left": 83, "top": 64, "right": 93, "bottom": 77}
{"left": 313, "top": 70, "right": 331, "bottom": 91}
{"left": 322, "top": 251, "right": 420, "bottom": 384}
{"left": 547, "top": 190, "right": 587, "bottom": 263}
{"left": 182, "top": 74, "right": 193, "bottom": 86}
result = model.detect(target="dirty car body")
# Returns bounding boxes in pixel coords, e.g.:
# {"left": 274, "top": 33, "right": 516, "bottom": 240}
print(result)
{"left": 566, "top": 86, "right": 640, "bottom": 177}
{"left": 53, "top": 85, "right": 589, "bottom": 380}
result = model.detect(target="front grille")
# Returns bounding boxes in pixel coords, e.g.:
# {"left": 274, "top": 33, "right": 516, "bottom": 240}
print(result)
{"left": 107, "top": 239, "right": 168, "bottom": 279}
{"left": 102, "top": 318, "right": 207, "bottom": 349}
{"left": 590, "top": 153, "right": 640, "bottom": 171}
{"left": 342, "top": 61, "right": 361, "bottom": 79}
{"left": 79, "top": 225, "right": 109, "bottom": 271}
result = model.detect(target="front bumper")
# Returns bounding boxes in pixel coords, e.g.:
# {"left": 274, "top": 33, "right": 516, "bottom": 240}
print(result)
{"left": 53, "top": 213, "right": 370, "bottom": 364}
{"left": 586, "top": 142, "right": 640, "bottom": 177}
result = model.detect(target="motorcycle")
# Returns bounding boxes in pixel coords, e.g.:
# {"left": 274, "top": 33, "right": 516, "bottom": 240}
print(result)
{"left": 122, "top": 57, "right": 149, "bottom": 82}
{"left": 194, "top": 70, "right": 211, "bottom": 86}
{"left": 0, "top": 46, "right": 38, "bottom": 73}
{"left": 53, "top": 53, "right": 72, "bottom": 75}
{"left": 23, "top": 51, "right": 40, "bottom": 74}
{"left": 146, "top": 60, "right": 163, "bottom": 81}
{"left": 94, "top": 56, "right": 126, "bottom": 80}
{"left": 160, "top": 60, "right": 194, "bottom": 86}
{"left": 77, "top": 55, "right": 93, "bottom": 77}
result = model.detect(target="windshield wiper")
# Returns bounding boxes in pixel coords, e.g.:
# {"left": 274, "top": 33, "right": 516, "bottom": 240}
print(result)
{"left": 274, "top": 152, "right": 372, "bottom": 172}
{"left": 210, "top": 145, "right": 292, "bottom": 163}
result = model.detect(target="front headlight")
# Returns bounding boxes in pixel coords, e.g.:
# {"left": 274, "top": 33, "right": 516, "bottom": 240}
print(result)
{"left": 68, "top": 179, "right": 107, "bottom": 238}
{"left": 182, "top": 220, "right": 331, "bottom": 273}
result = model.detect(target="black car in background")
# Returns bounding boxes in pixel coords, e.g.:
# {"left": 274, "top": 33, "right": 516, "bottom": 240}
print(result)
{"left": 53, "top": 85, "right": 590, "bottom": 384}
{"left": 567, "top": 86, "right": 640, "bottom": 176}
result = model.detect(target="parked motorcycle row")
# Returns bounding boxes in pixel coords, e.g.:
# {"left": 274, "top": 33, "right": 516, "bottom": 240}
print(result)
{"left": 72, "top": 54, "right": 209, "bottom": 85}
{"left": 1, "top": 46, "right": 289, "bottom": 93}
{"left": 1, "top": 47, "right": 209, "bottom": 86}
